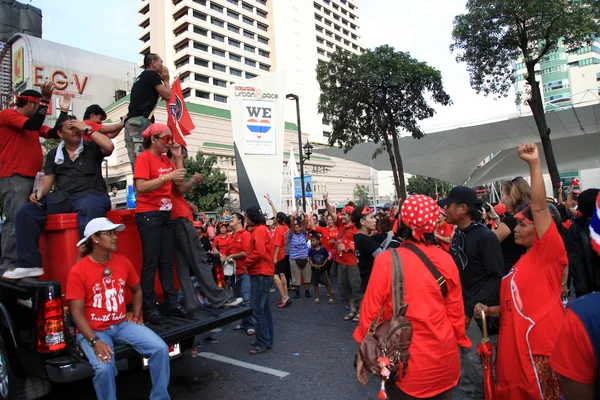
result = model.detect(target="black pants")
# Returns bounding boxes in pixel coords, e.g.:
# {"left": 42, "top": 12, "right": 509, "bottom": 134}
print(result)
{"left": 136, "top": 211, "right": 178, "bottom": 310}
{"left": 172, "top": 218, "right": 230, "bottom": 309}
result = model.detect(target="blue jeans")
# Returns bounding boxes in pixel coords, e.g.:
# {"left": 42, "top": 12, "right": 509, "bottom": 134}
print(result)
{"left": 15, "top": 191, "right": 111, "bottom": 268}
{"left": 235, "top": 273, "right": 254, "bottom": 329}
{"left": 77, "top": 321, "right": 170, "bottom": 400}
{"left": 250, "top": 275, "right": 273, "bottom": 348}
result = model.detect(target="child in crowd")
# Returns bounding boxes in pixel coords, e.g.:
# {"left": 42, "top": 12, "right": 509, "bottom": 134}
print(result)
{"left": 308, "top": 234, "right": 334, "bottom": 304}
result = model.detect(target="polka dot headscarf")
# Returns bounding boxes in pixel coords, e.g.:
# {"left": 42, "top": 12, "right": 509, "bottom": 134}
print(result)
{"left": 401, "top": 194, "right": 440, "bottom": 241}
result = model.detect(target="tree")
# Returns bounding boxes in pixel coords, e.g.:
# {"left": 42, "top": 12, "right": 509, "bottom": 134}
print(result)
{"left": 406, "top": 175, "right": 453, "bottom": 199}
{"left": 353, "top": 184, "right": 371, "bottom": 206}
{"left": 450, "top": 0, "right": 600, "bottom": 193}
{"left": 316, "top": 45, "right": 452, "bottom": 200}
{"left": 183, "top": 151, "right": 228, "bottom": 211}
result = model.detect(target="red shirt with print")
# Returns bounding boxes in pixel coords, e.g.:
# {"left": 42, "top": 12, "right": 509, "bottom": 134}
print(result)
{"left": 0, "top": 108, "right": 53, "bottom": 178}
{"left": 66, "top": 254, "right": 140, "bottom": 331}
{"left": 273, "top": 225, "right": 288, "bottom": 262}
{"left": 316, "top": 225, "right": 339, "bottom": 257}
{"left": 246, "top": 224, "right": 275, "bottom": 276}
{"left": 170, "top": 187, "right": 193, "bottom": 221}
{"left": 354, "top": 243, "right": 471, "bottom": 398}
{"left": 335, "top": 219, "right": 357, "bottom": 266}
{"left": 549, "top": 308, "right": 597, "bottom": 384}
{"left": 133, "top": 150, "right": 174, "bottom": 213}
{"left": 213, "top": 234, "right": 230, "bottom": 255}
{"left": 228, "top": 229, "right": 251, "bottom": 274}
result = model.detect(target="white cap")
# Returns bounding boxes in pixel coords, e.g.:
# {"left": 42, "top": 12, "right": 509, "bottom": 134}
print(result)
{"left": 77, "top": 217, "right": 125, "bottom": 247}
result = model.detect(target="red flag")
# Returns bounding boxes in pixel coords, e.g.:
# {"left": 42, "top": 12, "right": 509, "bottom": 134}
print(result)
{"left": 167, "top": 77, "right": 195, "bottom": 146}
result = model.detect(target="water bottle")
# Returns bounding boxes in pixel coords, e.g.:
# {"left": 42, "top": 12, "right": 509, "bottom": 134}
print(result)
{"left": 126, "top": 185, "right": 136, "bottom": 209}
{"left": 33, "top": 171, "right": 45, "bottom": 201}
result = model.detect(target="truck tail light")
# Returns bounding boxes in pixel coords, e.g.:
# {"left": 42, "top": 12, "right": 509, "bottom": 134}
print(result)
{"left": 36, "top": 298, "right": 66, "bottom": 353}
{"left": 215, "top": 265, "right": 226, "bottom": 288}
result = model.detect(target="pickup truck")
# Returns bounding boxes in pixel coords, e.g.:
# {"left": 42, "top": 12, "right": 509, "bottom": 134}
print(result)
{"left": 0, "top": 210, "right": 250, "bottom": 400}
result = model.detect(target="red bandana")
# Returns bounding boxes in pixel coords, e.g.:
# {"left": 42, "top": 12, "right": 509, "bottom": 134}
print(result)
{"left": 142, "top": 123, "right": 171, "bottom": 139}
{"left": 401, "top": 194, "right": 439, "bottom": 241}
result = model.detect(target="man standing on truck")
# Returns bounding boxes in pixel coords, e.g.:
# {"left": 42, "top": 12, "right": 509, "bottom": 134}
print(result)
{"left": 124, "top": 53, "right": 171, "bottom": 169}
{"left": 5, "top": 115, "right": 114, "bottom": 279}
{"left": 67, "top": 217, "right": 171, "bottom": 400}
{"left": 0, "top": 83, "right": 68, "bottom": 274}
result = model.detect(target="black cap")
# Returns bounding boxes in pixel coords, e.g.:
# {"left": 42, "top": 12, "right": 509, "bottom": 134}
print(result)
{"left": 437, "top": 186, "right": 481, "bottom": 208}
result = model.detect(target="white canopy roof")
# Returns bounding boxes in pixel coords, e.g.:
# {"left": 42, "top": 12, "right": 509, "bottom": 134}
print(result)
{"left": 314, "top": 103, "right": 600, "bottom": 185}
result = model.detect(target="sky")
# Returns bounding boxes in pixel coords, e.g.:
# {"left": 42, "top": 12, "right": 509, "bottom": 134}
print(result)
{"left": 28, "top": 0, "right": 520, "bottom": 197}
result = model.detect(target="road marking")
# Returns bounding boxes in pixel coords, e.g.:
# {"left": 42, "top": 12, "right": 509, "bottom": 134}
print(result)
{"left": 197, "top": 352, "right": 290, "bottom": 378}
{"left": 210, "top": 328, "right": 223, "bottom": 333}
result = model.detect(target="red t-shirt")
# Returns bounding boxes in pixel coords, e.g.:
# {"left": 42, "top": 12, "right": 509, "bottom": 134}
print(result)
{"left": 133, "top": 150, "right": 174, "bottom": 213}
{"left": 549, "top": 308, "right": 597, "bottom": 384}
{"left": 170, "top": 187, "right": 192, "bottom": 221}
{"left": 213, "top": 234, "right": 230, "bottom": 255}
{"left": 246, "top": 224, "right": 275, "bottom": 276}
{"left": 496, "top": 222, "right": 568, "bottom": 398}
{"left": 354, "top": 243, "right": 471, "bottom": 397}
{"left": 315, "top": 225, "right": 339, "bottom": 256}
{"left": 335, "top": 219, "right": 357, "bottom": 266}
{"left": 66, "top": 254, "right": 140, "bottom": 331}
{"left": 435, "top": 222, "right": 453, "bottom": 253}
{"left": 228, "top": 229, "right": 251, "bottom": 274}
{"left": 273, "top": 225, "right": 288, "bottom": 262}
{"left": 0, "top": 108, "right": 52, "bottom": 178}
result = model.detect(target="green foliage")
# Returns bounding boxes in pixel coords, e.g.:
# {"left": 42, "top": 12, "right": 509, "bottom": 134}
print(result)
{"left": 316, "top": 45, "right": 451, "bottom": 199}
{"left": 353, "top": 184, "right": 372, "bottom": 206}
{"left": 450, "top": 0, "right": 599, "bottom": 99}
{"left": 183, "top": 151, "right": 228, "bottom": 211}
{"left": 406, "top": 175, "right": 453, "bottom": 199}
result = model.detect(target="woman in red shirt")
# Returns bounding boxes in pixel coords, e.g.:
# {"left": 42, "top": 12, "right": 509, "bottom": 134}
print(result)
{"left": 355, "top": 194, "right": 471, "bottom": 399}
{"left": 434, "top": 208, "right": 453, "bottom": 253}
{"left": 133, "top": 123, "right": 186, "bottom": 324}
{"left": 475, "top": 144, "right": 568, "bottom": 400}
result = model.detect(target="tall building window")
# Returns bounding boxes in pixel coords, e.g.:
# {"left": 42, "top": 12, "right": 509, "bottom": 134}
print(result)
{"left": 244, "top": 44, "right": 255, "bottom": 53}
{"left": 231, "top": 68, "right": 242, "bottom": 77}
{"left": 242, "top": 16, "right": 254, "bottom": 25}
{"left": 194, "top": 57, "right": 209, "bottom": 67}
{"left": 194, "top": 26, "right": 208, "bottom": 36}
{"left": 214, "top": 78, "right": 227, "bottom": 88}
{"left": 245, "top": 58, "right": 256, "bottom": 67}
{"left": 214, "top": 94, "right": 228, "bottom": 103}
{"left": 229, "top": 38, "right": 241, "bottom": 48}
{"left": 228, "top": 24, "right": 240, "bottom": 33}
{"left": 227, "top": 10, "right": 239, "bottom": 19}
{"left": 211, "top": 17, "right": 224, "bottom": 27}
{"left": 210, "top": 3, "right": 223, "bottom": 13}
{"left": 195, "top": 74, "right": 209, "bottom": 83}
{"left": 212, "top": 33, "right": 225, "bottom": 42}
{"left": 193, "top": 42, "right": 208, "bottom": 51}
{"left": 213, "top": 63, "right": 227, "bottom": 72}
{"left": 196, "top": 90, "right": 210, "bottom": 99}
{"left": 212, "top": 48, "right": 226, "bottom": 57}
{"left": 230, "top": 53, "right": 242, "bottom": 62}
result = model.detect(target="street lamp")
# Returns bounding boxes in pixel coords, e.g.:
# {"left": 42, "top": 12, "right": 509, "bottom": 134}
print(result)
{"left": 286, "top": 93, "right": 312, "bottom": 212}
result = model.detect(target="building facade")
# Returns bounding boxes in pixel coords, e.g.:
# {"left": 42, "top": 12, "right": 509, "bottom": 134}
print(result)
{"left": 136, "top": 0, "right": 365, "bottom": 142}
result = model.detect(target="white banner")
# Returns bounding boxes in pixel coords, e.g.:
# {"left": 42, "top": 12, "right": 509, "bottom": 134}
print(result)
{"left": 243, "top": 99, "right": 276, "bottom": 155}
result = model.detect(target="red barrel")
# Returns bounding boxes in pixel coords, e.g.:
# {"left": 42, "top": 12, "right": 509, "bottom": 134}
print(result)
{"left": 39, "top": 211, "right": 179, "bottom": 304}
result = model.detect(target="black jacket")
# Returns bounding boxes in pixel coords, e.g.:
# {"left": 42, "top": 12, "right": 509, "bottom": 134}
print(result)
{"left": 568, "top": 217, "right": 600, "bottom": 297}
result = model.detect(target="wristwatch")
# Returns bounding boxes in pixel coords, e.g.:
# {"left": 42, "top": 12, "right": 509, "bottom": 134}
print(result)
{"left": 88, "top": 336, "right": 100, "bottom": 347}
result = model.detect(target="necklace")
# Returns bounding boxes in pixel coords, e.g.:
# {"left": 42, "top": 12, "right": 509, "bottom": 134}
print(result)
{"left": 89, "top": 254, "right": 112, "bottom": 277}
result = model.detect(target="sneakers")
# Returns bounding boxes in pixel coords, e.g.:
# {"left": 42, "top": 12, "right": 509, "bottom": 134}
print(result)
{"left": 224, "top": 297, "right": 243, "bottom": 307}
{"left": 3, "top": 268, "right": 43, "bottom": 280}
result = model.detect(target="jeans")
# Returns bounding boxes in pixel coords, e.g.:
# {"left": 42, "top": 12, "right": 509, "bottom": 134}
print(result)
{"left": 0, "top": 175, "right": 34, "bottom": 270}
{"left": 235, "top": 273, "right": 253, "bottom": 329}
{"left": 136, "top": 211, "right": 178, "bottom": 310}
{"left": 172, "top": 218, "right": 230, "bottom": 309}
{"left": 124, "top": 116, "right": 151, "bottom": 171}
{"left": 15, "top": 191, "right": 111, "bottom": 269}
{"left": 77, "top": 321, "right": 170, "bottom": 400}
{"left": 250, "top": 275, "right": 274, "bottom": 348}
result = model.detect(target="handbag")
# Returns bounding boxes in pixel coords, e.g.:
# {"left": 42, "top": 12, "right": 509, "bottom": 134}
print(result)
{"left": 357, "top": 248, "right": 413, "bottom": 384}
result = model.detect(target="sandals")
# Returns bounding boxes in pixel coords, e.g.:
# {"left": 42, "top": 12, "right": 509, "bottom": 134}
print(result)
{"left": 249, "top": 345, "right": 269, "bottom": 355}
{"left": 314, "top": 298, "right": 320, "bottom": 304}
{"left": 344, "top": 311, "right": 357, "bottom": 321}
{"left": 353, "top": 313, "right": 360, "bottom": 322}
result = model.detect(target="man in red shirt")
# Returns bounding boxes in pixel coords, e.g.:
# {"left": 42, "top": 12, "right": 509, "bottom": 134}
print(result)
{"left": 245, "top": 206, "right": 274, "bottom": 355}
{"left": 324, "top": 193, "right": 360, "bottom": 321}
{"left": 0, "top": 82, "right": 62, "bottom": 272}
{"left": 167, "top": 147, "right": 241, "bottom": 310}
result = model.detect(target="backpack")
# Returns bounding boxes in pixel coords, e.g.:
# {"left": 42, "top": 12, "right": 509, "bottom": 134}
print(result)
{"left": 357, "top": 248, "right": 413, "bottom": 383}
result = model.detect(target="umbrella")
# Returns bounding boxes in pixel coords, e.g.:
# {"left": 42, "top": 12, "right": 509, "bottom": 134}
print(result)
{"left": 477, "top": 308, "right": 495, "bottom": 400}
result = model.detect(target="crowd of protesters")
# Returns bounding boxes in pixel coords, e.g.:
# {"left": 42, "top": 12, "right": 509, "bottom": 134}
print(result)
{"left": 2, "top": 51, "right": 599, "bottom": 400}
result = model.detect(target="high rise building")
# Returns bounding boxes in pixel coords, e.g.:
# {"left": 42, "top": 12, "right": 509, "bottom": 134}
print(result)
{"left": 515, "top": 39, "right": 600, "bottom": 113}
{"left": 137, "top": 0, "right": 365, "bottom": 142}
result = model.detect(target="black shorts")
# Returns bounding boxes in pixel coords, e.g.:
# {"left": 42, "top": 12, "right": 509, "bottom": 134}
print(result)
{"left": 311, "top": 268, "right": 330, "bottom": 286}
{"left": 275, "top": 259, "right": 286, "bottom": 275}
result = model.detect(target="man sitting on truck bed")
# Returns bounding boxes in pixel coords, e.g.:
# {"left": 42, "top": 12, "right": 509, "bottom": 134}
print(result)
{"left": 4, "top": 115, "right": 114, "bottom": 279}
{"left": 67, "top": 217, "right": 171, "bottom": 400}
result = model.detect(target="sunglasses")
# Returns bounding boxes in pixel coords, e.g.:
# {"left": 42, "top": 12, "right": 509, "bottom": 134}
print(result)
{"left": 156, "top": 134, "right": 173, "bottom": 144}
